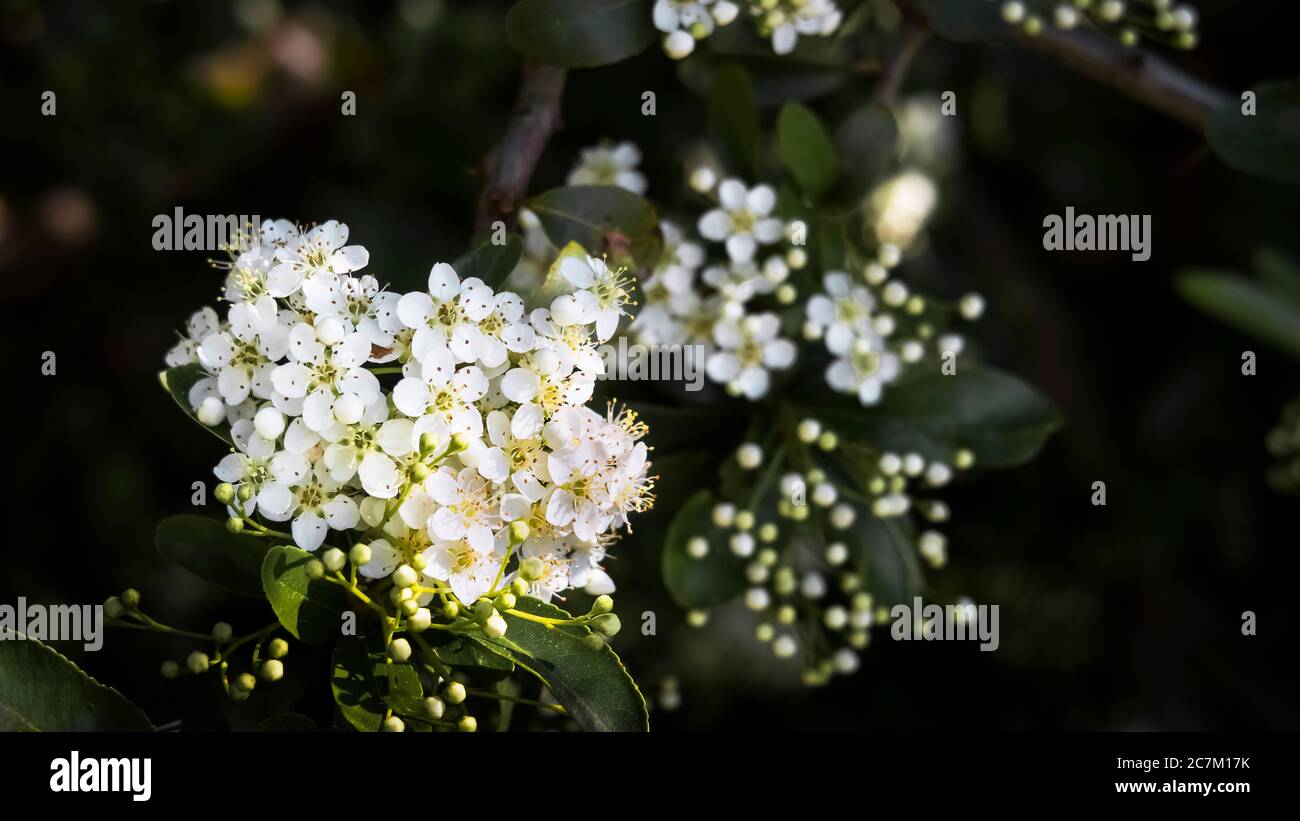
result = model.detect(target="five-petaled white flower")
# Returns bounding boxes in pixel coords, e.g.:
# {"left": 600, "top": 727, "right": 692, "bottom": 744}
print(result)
{"left": 698, "top": 179, "right": 785, "bottom": 264}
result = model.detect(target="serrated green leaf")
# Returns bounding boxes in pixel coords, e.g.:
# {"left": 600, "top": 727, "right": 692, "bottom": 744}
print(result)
{"left": 453, "top": 235, "right": 524, "bottom": 291}
{"left": 506, "top": 0, "right": 654, "bottom": 68}
{"left": 1207, "top": 80, "right": 1300, "bottom": 183}
{"left": 527, "top": 186, "right": 662, "bottom": 270}
{"left": 1177, "top": 269, "right": 1300, "bottom": 361}
{"left": 472, "top": 598, "right": 647, "bottom": 732}
{"left": 261, "top": 545, "right": 350, "bottom": 643}
{"left": 156, "top": 515, "right": 270, "bottom": 597}
{"left": 809, "top": 366, "right": 1062, "bottom": 467}
{"left": 778, "top": 103, "right": 839, "bottom": 200}
{"left": 0, "top": 638, "right": 153, "bottom": 731}
{"left": 431, "top": 635, "right": 515, "bottom": 679}
{"left": 662, "top": 489, "right": 747, "bottom": 609}
{"left": 160, "top": 362, "right": 233, "bottom": 446}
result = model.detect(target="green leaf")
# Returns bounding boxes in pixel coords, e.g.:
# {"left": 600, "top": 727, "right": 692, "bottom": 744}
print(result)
{"left": 918, "top": 0, "right": 1009, "bottom": 42}
{"left": 1207, "top": 80, "right": 1300, "bottom": 183}
{"left": 1177, "top": 270, "right": 1300, "bottom": 361}
{"left": 708, "top": 64, "right": 761, "bottom": 179}
{"left": 258, "top": 713, "right": 317, "bottom": 732}
{"left": 828, "top": 102, "right": 898, "bottom": 206}
{"left": 778, "top": 103, "right": 839, "bottom": 200}
{"left": 261, "top": 545, "right": 350, "bottom": 643}
{"left": 1254, "top": 249, "right": 1300, "bottom": 307}
{"left": 156, "top": 515, "right": 270, "bottom": 597}
{"left": 331, "top": 635, "right": 422, "bottom": 732}
{"left": 849, "top": 514, "right": 923, "bottom": 606}
{"left": 662, "top": 489, "right": 747, "bottom": 608}
{"left": 430, "top": 635, "right": 515, "bottom": 680}
{"left": 0, "top": 638, "right": 153, "bottom": 731}
{"left": 160, "top": 362, "right": 233, "bottom": 446}
{"left": 472, "top": 598, "right": 648, "bottom": 732}
{"left": 453, "top": 235, "right": 524, "bottom": 291}
{"left": 527, "top": 186, "right": 662, "bottom": 270}
{"left": 506, "top": 0, "right": 654, "bottom": 68}
{"left": 811, "top": 366, "right": 1062, "bottom": 468}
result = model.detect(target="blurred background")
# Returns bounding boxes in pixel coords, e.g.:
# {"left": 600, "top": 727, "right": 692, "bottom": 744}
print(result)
{"left": 2, "top": 0, "right": 1297, "bottom": 731}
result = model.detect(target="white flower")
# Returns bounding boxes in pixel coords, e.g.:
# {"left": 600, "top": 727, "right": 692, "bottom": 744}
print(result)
{"left": 166, "top": 307, "right": 220, "bottom": 367}
{"left": 267, "top": 220, "right": 369, "bottom": 297}
{"left": 198, "top": 296, "right": 291, "bottom": 406}
{"left": 705, "top": 312, "right": 796, "bottom": 399}
{"left": 392, "top": 341, "right": 488, "bottom": 440}
{"left": 517, "top": 536, "right": 573, "bottom": 602}
{"left": 301, "top": 274, "right": 404, "bottom": 361}
{"left": 424, "top": 466, "right": 501, "bottom": 554}
{"left": 462, "top": 406, "right": 549, "bottom": 502}
{"left": 698, "top": 179, "right": 784, "bottom": 264}
{"left": 769, "top": 0, "right": 843, "bottom": 56}
{"left": 826, "top": 335, "right": 902, "bottom": 405}
{"left": 396, "top": 263, "right": 496, "bottom": 363}
{"left": 553, "top": 254, "right": 634, "bottom": 342}
{"left": 567, "top": 142, "right": 647, "bottom": 194}
{"left": 271, "top": 323, "right": 382, "bottom": 432}
{"left": 806, "top": 271, "right": 877, "bottom": 354}
{"left": 424, "top": 530, "right": 508, "bottom": 605}
{"left": 315, "top": 404, "right": 413, "bottom": 499}
{"left": 266, "top": 460, "right": 362, "bottom": 552}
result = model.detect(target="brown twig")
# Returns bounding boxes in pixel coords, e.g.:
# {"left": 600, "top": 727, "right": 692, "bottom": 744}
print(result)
{"left": 1016, "top": 27, "right": 1230, "bottom": 131}
{"left": 874, "top": 25, "right": 930, "bottom": 104}
{"left": 473, "top": 61, "right": 568, "bottom": 243}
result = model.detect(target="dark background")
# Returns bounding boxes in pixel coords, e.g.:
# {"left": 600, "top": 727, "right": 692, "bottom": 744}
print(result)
{"left": 2, "top": 0, "right": 1297, "bottom": 730}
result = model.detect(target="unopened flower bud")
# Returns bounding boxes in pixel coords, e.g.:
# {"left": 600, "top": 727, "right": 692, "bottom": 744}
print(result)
{"left": 349, "top": 543, "right": 372, "bottom": 566}
{"left": 519, "top": 556, "right": 545, "bottom": 582}
{"left": 496, "top": 592, "right": 517, "bottom": 611}
{"left": 419, "top": 432, "right": 441, "bottom": 456}
{"left": 591, "top": 613, "right": 622, "bottom": 637}
{"left": 424, "top": 696, "right": 446, "bottom": 719}
{"left": 458, "top": 715, "right": 478, "bottom": 733}
{"left": 392, "top": 564, "right": 418, "bottom": 589}
{"left": 260, "top": 659, "right": 284, "bottom": 682}
{"left": 400, "top": 598, "right": 420, "bottom": 617}
{"left": 237, "top": 484, "right": 254, "bottom": 502}
{"left": 444, "top": 681, "right": 467, "bottom": 704}
{"left": 235, "top": 672, "right": 257, "bottom": 692}
{"left": 409, "top": 607, "right": 432, "bottom": 632}
{"left": 591, "top": 594, "right": 614, "bottom": 615}
{"left": 211, "top": 621, "right": 233, "bottom": 643}
{"left": 508, "top": 520, "right": 530, "bottom": 545}
{"left": 305, "top": 559, "right": 325, "bottom": 579}
{"left": 104, "top": 596, "right": 125, "bottom": 619}
{"left": 409, "top": 462, "right": 432, "bottom": 482}
{"left": 388, "top": 638, "right": 412, "bottom": 662}
{"left": 187, "top": 651, "right": 210, "bottom": 675}
{"left": 160, "top": 660, "right": 180, "bottom": 679}
{"left": 322, "top": 548, "right": 346, "bottom": 573}
{"left": 484, "top": 613, "right": 508, "bottom": 639}
{"left": 583, "top": 633, "right": 606, "bottom": 651}
{"left": 225, "top": 517, "right": 244, "bottom": 534}
{"left": 382, "top": 716, "right": 405, "bottom": 733}
{"left": 214, "top": 483, "right": 235, "bottom": 504}
{"left": 267, "top": 638, "right": 289, "bottom": 659}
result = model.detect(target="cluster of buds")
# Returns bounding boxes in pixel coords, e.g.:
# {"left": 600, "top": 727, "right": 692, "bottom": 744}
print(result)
{"left": 990, "top": 0, "right": 1200, "bottom": 48}
{"left": 681, "top": 416, "right": 977, "bottom": 683}
{"left": 654, "top": 0, "right": 843, "bottom": 60}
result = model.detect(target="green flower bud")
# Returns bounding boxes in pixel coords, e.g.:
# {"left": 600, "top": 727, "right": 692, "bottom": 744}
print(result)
{"left": 408, "top": 607, "right": 432, "bottom": 632}
{"left": 484, "top": 613, "right": 508, "bottom": 639}
{"left": 228, "top": 685, "right": 251, "bottom": 702}
{"left": 591, "top": 595, "right": 614, "bottom": 615}
{"left": 260, "top": 659, "right": 284, "bottom": 682}
{"left": 448, "top": 433, "right": 472, "bottom": 454}
{"left": 214, "top": 482, "right": 236, "bottom": 504}
{"left": 591, "top": 613, "right": 622, "bottom": 637}
{"left": 444, "top": 681, "right": 467, "bottom": 705}
{"left": 442, "top": 600, "right": 460, "bottom": 619}
{"left": 583, "top": 633, "right": 606, "bottom": 651}
{"left": 349, "top": 543, "right": 372, "bottom": 566}
{"left": 410, "top": 553, "right": 427, "bottom": 572}
{"left": 237, "top": 484, "right": 254, "bottom": 502}
{"left": 472, "top": 600, "right": 496, "bottom": 624}
{"left": 160, "top": 660, "right": 180, "bottom": 679}
{"left": 322, "top": 548, "right": 347, "bottom": 573}
{"left": 519, "top": 556, "right": 546, "bottom": 582}
{"left": 400, "top": 598, "right": 420, "bottom": 617}
{"left": 423, "top": 696, "right": 446, "bottom": 720}
{"left": 388, "top": 638, "right": 412, "bottom": 662}
{"left": 392, "top": 564, "right": 418, "bottom": 589}
{"left": 419, "top": 431, "right": 440, "bottom": 456}
{"left": 225, "top": 516, "right": 244, "bottom": 534}
{"left": 211, "top": 621, "right": 233, "bottom": 643}
{"left": 267, "top": 638, "right": 290, "bottom": 659}
{"left": 458, "top": 715, "right": 478, "bottom": 733}
{"left": 496, "top": 592, "right": 517, "bottom": 611}
{"left": 508, "top": 520, "right": 530, "bottom": 545}
{"left": 186, "top": 651, "right": 210, "bottom": 675}
{"left": 235, "top": 672, "right": 257, "bottom": 693}
{"left": 104, "top": 596, "right": 125, "bottom": 619}
{"left": 409, "top": 462, "right": 432, "bottom": 482}
{"left": 382, "top": 716, "right": 405, "bottom": 733}
{"left": 511, "top": 577, "right": 530, "bottom": 597}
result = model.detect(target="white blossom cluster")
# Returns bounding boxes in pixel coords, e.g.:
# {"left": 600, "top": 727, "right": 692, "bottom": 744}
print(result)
{"left": 167, "top": 220, "right": 654, "bottom": 606}
{"left": 654, "top": 0, "right": 842, "bottom": 60}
